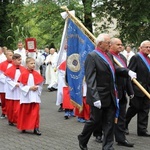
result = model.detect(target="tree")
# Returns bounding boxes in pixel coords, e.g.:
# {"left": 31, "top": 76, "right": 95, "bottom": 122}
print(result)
{"left": 0, "top": 0, "right": 94, "bottom": 49}
{"left": 100, "top": 0, "right": 150, "bottom": 47}
{"left": 0, "top": 0, "right": 11, "bottom": 47}
{"left": 82, "top": 0, "right": 93, "bottom": 33}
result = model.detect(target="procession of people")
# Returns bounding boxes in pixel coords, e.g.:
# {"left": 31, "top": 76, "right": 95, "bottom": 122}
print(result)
{"left": 0, "top": 35, "right": 150, "bottom": 150}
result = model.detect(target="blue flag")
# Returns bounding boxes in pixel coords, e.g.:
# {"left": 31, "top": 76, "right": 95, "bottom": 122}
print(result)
{"left": 66, "top": 18, "right": 94, "bottom": 109}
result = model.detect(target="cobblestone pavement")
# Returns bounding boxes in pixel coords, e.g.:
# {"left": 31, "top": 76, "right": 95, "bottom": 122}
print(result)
{"left": 0, "top": 85, "right": 150, "bottom": 150}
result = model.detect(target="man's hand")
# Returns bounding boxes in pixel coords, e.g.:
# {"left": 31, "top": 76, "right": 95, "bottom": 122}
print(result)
{"left": 128, "top": 70, "right": 137, "bottom": 80}
{"left": 94, "top": 100, "right": 101, "bottom": 109}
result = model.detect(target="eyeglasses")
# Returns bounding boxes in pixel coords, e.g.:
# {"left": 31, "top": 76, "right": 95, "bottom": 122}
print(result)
{"left": 142, "top": 46, "right": 150, "bottom": 49}
{"left": 103, "top": 41, "right": 111, "bottom": 45}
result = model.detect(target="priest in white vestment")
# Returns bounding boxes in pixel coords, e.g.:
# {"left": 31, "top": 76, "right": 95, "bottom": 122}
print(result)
{"left": 45, "top": 48, "right": 58, "bottom": 90}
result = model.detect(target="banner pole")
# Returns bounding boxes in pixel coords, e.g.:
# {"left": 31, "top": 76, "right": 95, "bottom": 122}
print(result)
{"left": 114, "top": 58, "right": 150, "bottom": 99}
{"left": 61, "top": 6, "right": 150, "bottom": 100}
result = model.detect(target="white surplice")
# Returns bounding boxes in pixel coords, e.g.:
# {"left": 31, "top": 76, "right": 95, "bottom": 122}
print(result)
{"left": 19, "top": 74, "right": 43, "bottom": 104}
{"left": 45, "top": 52, "right": 58, "bottom": 87}
{"left": 0, "top": 63, "right": 12, "bottom": 93}
{"left": 56, "top": 50, "right": 67, "bottom": 105}
{"left": 5, "top": 70, "right": 21, "bottom": 100}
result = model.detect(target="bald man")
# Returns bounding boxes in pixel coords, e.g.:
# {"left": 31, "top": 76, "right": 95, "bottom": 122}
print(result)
{"left": 109, "top": 38, "right": 134, "bottom": 147}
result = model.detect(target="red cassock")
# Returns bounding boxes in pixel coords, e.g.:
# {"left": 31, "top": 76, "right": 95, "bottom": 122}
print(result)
{"left": 5, "top": 65, "right": 26, "bottom": 124}
{"left": 6, "top": 100, "right": 20, "bottom": 123}
{"left": 0, "top": 93, "right": 6, "bottom": 115}
{"left": 17, "top": 69, "right": 44, "bottom": 130}
{"left": 0, "top": 60, "right": 13, "bottom": 115}
{"left": 62, "top": 87, "right": 74, "bottom": 109}
{"left": 74, "top": 97, "right": 90, "bottom": 120}
{"left": 17, "top": 103, "right": 40, "bottom": 130}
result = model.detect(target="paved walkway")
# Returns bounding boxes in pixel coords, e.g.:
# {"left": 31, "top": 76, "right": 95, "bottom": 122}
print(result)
{"left": 0, "top": 85, "right": 150, "bottom": 150}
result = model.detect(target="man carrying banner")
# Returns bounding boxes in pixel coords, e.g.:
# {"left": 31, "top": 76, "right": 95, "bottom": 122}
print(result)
{"left": 78, "top": 33, "right": 136, "bottom": 150}
{"left": 125, "top": 40, "right": 150, "bottom": 137}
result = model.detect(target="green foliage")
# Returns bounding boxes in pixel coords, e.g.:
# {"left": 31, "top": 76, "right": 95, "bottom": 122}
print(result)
{"left": 0, "top": 0, "right": 89, "bottom": 50}
{"left": 99, "top": 0, "right": 150, "bottom": 47}
{"left": 1, "top": 0, "right": 149, "bottom": 50}
{"left": 6, "top": 23, "right": 30, "bottom": 49}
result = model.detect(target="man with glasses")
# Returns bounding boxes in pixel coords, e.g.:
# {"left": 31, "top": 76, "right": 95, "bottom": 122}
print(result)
{"left": 125, "top": 40, "right": 150, "bottom": 137}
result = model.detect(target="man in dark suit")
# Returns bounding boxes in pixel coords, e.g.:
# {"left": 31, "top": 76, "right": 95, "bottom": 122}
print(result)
{"left": 125, "top": 40, "right": 150, "bottom": 137}
{"left": 109, "top": 38, "right": 134, "bottom": 147}
{"left": 77, "top": 33, "right": 136, "bottom": 150}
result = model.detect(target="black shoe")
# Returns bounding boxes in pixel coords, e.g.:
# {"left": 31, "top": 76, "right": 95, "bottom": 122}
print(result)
{"left": 48, "top": 87, "right": 57, "bottom": 92}
{"left": 0, "top": 114, "right": 6, "bottom": 119}
{"left": 48, "top": 88, "right": 53, "bottom": 91}
{"left": 118, "top": 140, "right": 134, "bottom": 147}
{"left": 22, "top": 130, "right": 26, "bottom": 133}
{"left": 78, "top": 135, "right": 88, "bottom": 150}
{"left": 34, "top": 129, "right": 41, "bottom": 135}
{"left": 8, "top": 121, "right": 14, "bottom": 126}
{"left": 51, "top": 87, "right": 57, "bottom": 91}
{"left": 138, "top": 132, "right": 150, "bottom": 137}
{"left": 58, "top": 107, "right": 64, "bottom": 112}
{"left": 95, "top": 136, "right": 102, "bottom": 143}
{"left": 64, "top": 116, "right": 69, "bottom": 119}
{"left": 125, "top": 128, "right": 129, "bottom": 135}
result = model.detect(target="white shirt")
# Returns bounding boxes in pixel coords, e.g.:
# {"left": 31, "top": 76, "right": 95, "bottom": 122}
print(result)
{"left": 19, "top": 74, "right": 43, "bottom": 104}
{"left": 5, "top": 70, "right": 21, "bottom": 100}
{"left": 0, "top": 53, "right": 6, "bottom": 63}
{"left": 0, "top": 63, "right": 12, "bottom": 93}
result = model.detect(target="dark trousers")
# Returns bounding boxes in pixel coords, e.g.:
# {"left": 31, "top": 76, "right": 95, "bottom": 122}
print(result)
{"left": 79, "top": 103, "right": 115, "bottom": 150}
{"left": 115, "top": 96, "right": 127, "bottom": 142}
{"left": 126, "top": 96, "right": 150, "bottom": 134}
{"left": 93, "top": 119, "right": 103, "bottom": 138}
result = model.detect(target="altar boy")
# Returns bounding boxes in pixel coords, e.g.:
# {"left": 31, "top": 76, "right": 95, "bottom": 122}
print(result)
{"left": 17, "top": 57, "right": 44, "bottom": 135}
{"left": 4, "top": 53, "right": 25, "bottom": 125}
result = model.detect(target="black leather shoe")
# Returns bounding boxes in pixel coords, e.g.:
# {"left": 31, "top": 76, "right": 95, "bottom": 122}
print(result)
{"left": 34, "top": 129, "right": 41, "bottom": 135}
{"left": 22, "top": 130, "right": 26, "bottom": 133}
{"left": 95, "top": 136, "right": 102, "bottom": 143}
{"left": 58, "top": 107, "right": 64, "bottom": 112}
{"left": 64, "top": 116, "right": 69, "bottom": 119}
{"left": 118, "top": 140, "right": 134, "bottom": 147}
{"left": 8, "top": 121, "right": 14, "bottom": 126}
{"left": 0, "top": 114, "right": 6, "bottom": 119}
{"left": 78, "top": 135, "right": 88, "bottom": 150}
{"left": 138, "top": 132, "right": 150, "bottom": 137}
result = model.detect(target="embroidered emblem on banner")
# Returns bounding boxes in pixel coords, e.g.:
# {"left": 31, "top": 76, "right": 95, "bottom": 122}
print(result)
{"left": 67, "top": 53, "right": 80, "bottom": 72}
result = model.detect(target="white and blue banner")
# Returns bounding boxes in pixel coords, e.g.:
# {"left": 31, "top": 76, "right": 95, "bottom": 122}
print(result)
{"left": 66, "top": 18, "right": 94, "bottom": 108}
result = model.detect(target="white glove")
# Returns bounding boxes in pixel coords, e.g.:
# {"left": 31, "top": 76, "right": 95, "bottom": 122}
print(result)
{"left": 128, "top": 70, "right": 137, "bottom": 80}
{"left": 93, "top": 100, "right": 101, "bottom": 109}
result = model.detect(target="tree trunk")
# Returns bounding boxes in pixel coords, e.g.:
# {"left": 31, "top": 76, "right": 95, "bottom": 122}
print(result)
{"left": 82, "top": 0, "right": 93, "bottom": 33}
